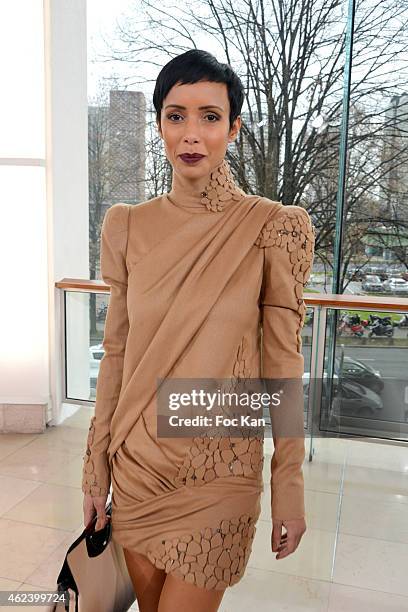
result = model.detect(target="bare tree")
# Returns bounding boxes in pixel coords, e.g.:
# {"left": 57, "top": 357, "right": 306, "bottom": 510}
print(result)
{"left": 88, "top": 86, "right": 111, "bottom": 336}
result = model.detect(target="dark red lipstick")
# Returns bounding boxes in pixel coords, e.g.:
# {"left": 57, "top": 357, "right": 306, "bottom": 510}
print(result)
{"left": 179, "top": 153, "right": 205, "bottom": 164}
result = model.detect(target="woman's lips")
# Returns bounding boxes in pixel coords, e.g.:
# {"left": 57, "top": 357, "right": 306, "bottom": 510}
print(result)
{"left": 179, "top": 154, "right": 205, "bottom": 164}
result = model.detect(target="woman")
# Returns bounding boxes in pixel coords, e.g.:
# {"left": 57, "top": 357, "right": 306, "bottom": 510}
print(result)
{"left": 82, "top": 49, "right": 315, "bottom": 612}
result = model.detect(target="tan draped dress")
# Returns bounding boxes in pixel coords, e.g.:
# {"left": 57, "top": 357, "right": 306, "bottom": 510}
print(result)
{"left": 81, "top": 158, "right": 315, "bottom": 591}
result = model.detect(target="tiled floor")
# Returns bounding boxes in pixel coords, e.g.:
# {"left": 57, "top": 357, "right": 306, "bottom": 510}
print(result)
{"left": 1, "top": 406, "right": 408, "bottom": 611}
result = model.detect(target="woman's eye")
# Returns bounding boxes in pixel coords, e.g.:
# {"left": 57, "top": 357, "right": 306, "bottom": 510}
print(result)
{"left": 168, "top": 113, "right": 183, "bottom": 121}
{"left": 206, "top": 113, "right": 220, "bottom": 121}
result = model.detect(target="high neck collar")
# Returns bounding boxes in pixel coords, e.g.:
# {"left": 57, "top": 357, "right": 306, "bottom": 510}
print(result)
{"left": 165, "top": 158, "right": 246, "bottom": 213}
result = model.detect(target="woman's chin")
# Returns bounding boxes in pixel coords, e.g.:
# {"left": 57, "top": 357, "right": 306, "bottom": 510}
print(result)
{"left": 176, "top": 158, "right": 211, "bottom": 176}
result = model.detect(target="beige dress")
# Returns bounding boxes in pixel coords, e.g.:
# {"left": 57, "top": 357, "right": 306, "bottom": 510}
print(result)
{"left": 82, "top": 158, "right": 315, "bottom": 590}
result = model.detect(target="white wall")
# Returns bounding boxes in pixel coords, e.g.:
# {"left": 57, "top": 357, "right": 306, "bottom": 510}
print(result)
{"left": 0, "top": 0, "right": 89, "bottom": 430}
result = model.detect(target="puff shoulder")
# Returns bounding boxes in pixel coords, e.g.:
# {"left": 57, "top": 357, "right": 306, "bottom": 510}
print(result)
{"left": 255, "top": 204, "right": 315, "bottom": 286}
{"left": 102, "top": 202, "right": 131, "bottom": 234}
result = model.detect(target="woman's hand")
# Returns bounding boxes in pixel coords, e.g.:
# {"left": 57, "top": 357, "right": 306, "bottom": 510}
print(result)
{"left": 83, "top": 493, "right": 109, "bottom": 532}
{"left": 271, "top": 517, "right": 306, "bottom": 559}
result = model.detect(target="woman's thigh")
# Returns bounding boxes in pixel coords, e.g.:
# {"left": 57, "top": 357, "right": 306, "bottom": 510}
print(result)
{"left": 123, "top": 547, "right": 166, "bottom": 612}
{"left": 158, "top": 572, "right": 226, "bottom": 612}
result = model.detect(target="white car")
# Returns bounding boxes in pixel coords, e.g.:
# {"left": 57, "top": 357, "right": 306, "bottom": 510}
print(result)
{"left": 382, "top": 277, "right": 408, "bottom": 294}
{"left": 89, "top": 343, "right": 104, "bottom": 390}
{"left": 309, "top": 273, "right": 325, "bottom": 284}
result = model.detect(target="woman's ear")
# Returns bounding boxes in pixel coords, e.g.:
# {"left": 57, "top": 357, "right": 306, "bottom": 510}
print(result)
{"left": 228, "top": 116, "right": 242, "bottom": 143}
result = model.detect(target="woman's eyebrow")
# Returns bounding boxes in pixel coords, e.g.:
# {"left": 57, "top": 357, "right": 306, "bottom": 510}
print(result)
{"left": 164, "top": 104, "right": 224, "bottom": 111}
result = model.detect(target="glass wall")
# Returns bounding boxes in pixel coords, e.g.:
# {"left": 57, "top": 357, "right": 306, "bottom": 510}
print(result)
{"left": 340, "top": 0, "right": 408, "bottom": 295}
{"left": 86, "top": 0, "right": 408, "bottom": 444}
{"left": 320, "top": 308, "right": 408, "bottom": 441}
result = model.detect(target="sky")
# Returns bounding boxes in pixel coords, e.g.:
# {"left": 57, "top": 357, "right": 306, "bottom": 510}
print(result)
{"left": 87, "top": 0, "right": 138, "bottom": 101}
{"left": 86, "top": 0, "right": 222, "bottom": 104}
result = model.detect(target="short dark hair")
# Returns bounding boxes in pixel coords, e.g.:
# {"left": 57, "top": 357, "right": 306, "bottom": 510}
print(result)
{"left": 153, "top": 49, "right": 245, "bottom": 130}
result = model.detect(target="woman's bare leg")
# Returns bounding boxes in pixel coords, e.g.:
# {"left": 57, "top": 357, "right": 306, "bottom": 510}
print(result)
{"left": 158, "top": 572, "right": 226, "bottom": 612}
{"left": 123, "top": 548, "right": 166, "bottom": 612}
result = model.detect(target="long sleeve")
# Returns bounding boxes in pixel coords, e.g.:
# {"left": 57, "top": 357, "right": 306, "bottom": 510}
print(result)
{"left": 82, "top": 203, "right": 131, "bottom": 496}
{"left": 258, "top": 205, "right": 315, "bottom": 520}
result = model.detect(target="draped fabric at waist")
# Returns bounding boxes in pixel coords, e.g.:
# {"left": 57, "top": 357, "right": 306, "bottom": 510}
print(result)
{"left": 110, "top": 436, "right": 263, "bottom": 555}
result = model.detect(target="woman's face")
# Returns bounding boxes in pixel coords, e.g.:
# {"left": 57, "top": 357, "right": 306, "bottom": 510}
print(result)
{"left": 157, "top": 80, "right": 241, "bottom": 180}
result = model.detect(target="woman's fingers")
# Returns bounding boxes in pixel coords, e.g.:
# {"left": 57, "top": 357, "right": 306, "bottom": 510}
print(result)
{"left": 93, "top": 497, "right": 109, "bottom": 531}
{"left": 83, "top": 493, "right": 109, "bottom": 530}
{"left": 83, "top": 495, "right": 96, "bottom": 528}
{"left": 272, "top": 518, "right": 306, "bottom": 559}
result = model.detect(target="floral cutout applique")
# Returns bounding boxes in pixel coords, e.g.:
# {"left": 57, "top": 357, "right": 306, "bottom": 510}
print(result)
{"left": 82, "top": 416, "right": 110, "bottom": 496}
{"left": 146, "top": 513, "right": 258, "bottom": 590}
{"left": 200, "top": 159, "right": 246, "bottom": 212}
{"left": 255, "top": 207, "right": 315, "bottom": 353}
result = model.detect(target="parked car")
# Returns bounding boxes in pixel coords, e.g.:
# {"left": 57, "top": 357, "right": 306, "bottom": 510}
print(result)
{"left": 346, "top": 265, "right": 366, "bottom": 281}
{"left": 332, "top": 379, "right": 383, "bottom": 417}
{"left": 370, "top": 264, "right": 389, "bottom": 281}
{"left": 386, "top": 264, "right": 402, "bottom": 275}
{"left": 309, "top": 273, "right": 325, "bottom": 284}
{"left": 90, "top": 343, "right": 104, "bottom": 362}
{"left": 362, "top": 275, "right": 383, "bottom": 292}
{"left": 382, "top": 277, "right": 408, "bottom": 294}
{"left": 334, "top": 355, "right": 383, "bottom": 393}
{"left": 346, "top": 265, "right": 357, "bottom": 279}
{"left": 365, "top": 265, "right": 385, "bottom": 276}
{"left": 89, "top": 343, "right": 104, "bottom": 390}
{"left": 302, "top": 373, "right": 383, "bottom": 417}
